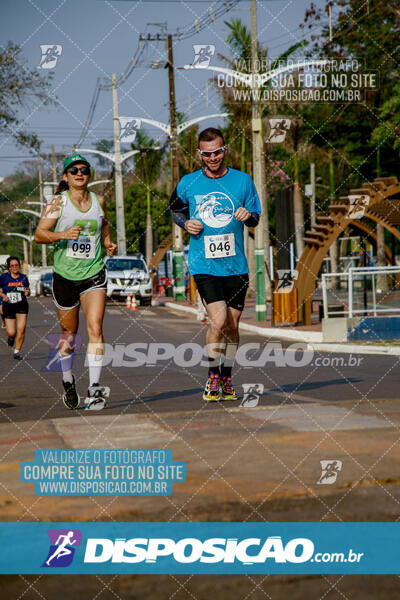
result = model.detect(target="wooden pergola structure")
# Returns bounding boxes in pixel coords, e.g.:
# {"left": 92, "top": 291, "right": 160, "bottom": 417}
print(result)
{"left": 294, "top": 176, "right": 400, "bottom": 325}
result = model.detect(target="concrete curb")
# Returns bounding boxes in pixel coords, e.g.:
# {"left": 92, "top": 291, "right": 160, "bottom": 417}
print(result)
{"left": 164, "top": 302, "right": 322, "bottom": 342}
{"left": 308, "top": 342, "right": 400, "bottom": 356}
{"left": 163, "top": 302, "right": 198, "bottom": 316}
{"left": 163, "top": 301, "right": 400, "bottom": 356}
{"left": 238, "top": 321, "right": 323, "bottom": 343}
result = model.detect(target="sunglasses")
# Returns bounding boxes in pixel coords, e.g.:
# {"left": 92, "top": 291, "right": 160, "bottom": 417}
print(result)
{"left": 198, "top": 146, "right": 226, "bottom": 157}
{"left": 66, "top": 166, "right": 91, "bottom": 175}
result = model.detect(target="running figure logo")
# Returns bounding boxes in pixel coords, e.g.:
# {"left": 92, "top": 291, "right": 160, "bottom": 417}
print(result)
{"left": 347, "top": 195, "right": 370, "bottom": 220}
{"left": 118, "top": 118, "right": 141, "bottom": 143}
{"left": 192, "top": 44, "right": 215, "bottom": 68}
{"left": 240, "top": 383, "right": 264, "bottom": 408}
{"left": 42, "top": 333, "right": 82, "bottom": 372}
{"left": 277, "top": 270, "right": 295, "bottom": 293}
{"left": 266, "top": 118, "right": 291, "bottom": 143}
{"left": 317, "top": 460, "right": 343, "bottom": 485}
{"left": 37, "top": 45, "right": 62, "bottom": 69}
{"left": 42, "top": 529, "right": 82, "bottom": 567}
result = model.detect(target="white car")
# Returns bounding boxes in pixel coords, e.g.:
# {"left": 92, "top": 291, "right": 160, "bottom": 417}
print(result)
{"left": 104, "top": 255, "right": 153, "bottom": 306}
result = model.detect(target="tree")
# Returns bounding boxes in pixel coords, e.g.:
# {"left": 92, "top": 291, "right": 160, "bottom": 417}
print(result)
{"left": 94, "top": 139, "right": 114, "bottom": 170}
{"left": 216, "top": 20, "right": 310, "bottom": 264}
{"left": 371, "top": 79, "right": 400, "bottom": 156}
{"left": 302, "top": 0, "right": 400, "bottom": 280}
{"left": 0, "top": 41, "right": 55, "bottom": 151}
{"left": 131, "top": 131, "right": 165, "bottom": 263}
{"left": 215, "top": 19, "right": 258, "bottom": 173}
{"left": 0, "top": 173, "right": 43, "bottom": 264}
{"left": 107, "top": 183, "right": 171, "bottom": 257}
{"left": 177, "top": 118, "right": 199, "bottom": 176}
{"left": 214, "top": 19, "right": 268, "bottom": 293}
{"left": 301, "top": 0, "right": 400, "bottom": 183}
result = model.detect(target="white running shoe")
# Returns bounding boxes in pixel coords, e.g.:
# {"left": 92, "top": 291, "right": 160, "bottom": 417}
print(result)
{"left": 84, "top": 384, "right": 109, "bottom": 411}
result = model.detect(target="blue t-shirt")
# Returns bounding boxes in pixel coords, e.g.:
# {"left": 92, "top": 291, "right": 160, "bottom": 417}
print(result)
{"left": 0, "top": 272, "right": 29, "bottom": 303}
{"left": 176, "top": 168, "right": 261, "bottom": 276}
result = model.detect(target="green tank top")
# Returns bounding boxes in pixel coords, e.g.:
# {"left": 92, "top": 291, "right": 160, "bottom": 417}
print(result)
{"left": 53, "top": 190, "right": 105, "bottom": 281}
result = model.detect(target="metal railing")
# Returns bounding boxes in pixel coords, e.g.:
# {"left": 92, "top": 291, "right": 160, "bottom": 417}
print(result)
{"left": 321, "top": 266, "right": 400, "bottom": 319}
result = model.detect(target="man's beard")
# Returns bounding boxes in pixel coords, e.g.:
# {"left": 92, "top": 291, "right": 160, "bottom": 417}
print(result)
{"left": 202, "top": 158, "right": 225, "bottom": 172}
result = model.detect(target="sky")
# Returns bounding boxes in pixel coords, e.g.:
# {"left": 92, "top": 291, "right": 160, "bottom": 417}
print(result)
{"left": 0, "top": 0, "right": 327, "bottom": 177}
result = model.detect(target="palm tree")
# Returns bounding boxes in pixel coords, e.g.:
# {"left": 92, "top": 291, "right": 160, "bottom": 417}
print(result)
{"left": 216, "top": 19, "right": 309, "bottom": 295}
{"left": 131, "top": 130, "right": 165, "bottom": 264}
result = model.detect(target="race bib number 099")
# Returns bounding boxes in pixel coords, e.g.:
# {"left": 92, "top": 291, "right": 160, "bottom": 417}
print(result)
{"left": 205, "top": 233, "right": 236, "bottom": 259}
{"left": 66, "top": 236, "right": 96, "bottom": 259}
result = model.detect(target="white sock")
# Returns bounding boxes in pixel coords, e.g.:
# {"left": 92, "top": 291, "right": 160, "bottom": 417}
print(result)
{"left": 58, "top": 352, "right": 73, "bottom": 383}
{"left": 14, "top": 348, "right": 20, "bottom": 355}
{"left": 87, "top": 353, "right": 103, "bottom": 386}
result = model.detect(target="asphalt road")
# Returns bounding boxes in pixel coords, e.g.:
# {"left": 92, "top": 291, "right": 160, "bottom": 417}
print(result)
{"left": 0, "top": 297, "right": 398, "bottom": 422}
{"left": 2, "top": 298, "right": 400, "bottom": 598}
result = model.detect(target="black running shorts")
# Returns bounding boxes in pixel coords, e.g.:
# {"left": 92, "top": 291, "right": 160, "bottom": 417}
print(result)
{"left": 2, "top": 299, "right": 29, "bottom": 319}
{"left": 194, "top": 273, "right": 249, "bottom": 311}
{"left": 52, "top": 267, "right": 107, "bottom": 310}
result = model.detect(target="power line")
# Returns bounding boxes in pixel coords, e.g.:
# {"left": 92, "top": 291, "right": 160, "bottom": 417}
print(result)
{"left": 76, "top": 1, "right": 239, "bottom": 147}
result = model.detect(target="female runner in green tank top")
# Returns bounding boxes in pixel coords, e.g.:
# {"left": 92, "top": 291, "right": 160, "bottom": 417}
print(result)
{"left": 35, "top": 154, "right": 117, "bottom": 410}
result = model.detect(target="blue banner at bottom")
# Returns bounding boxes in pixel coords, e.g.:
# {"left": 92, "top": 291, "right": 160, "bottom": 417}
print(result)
{"left": 0, "top": 522, "right": 399, "bottom": 574}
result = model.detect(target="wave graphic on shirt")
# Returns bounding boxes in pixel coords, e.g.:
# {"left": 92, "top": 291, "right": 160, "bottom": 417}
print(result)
{"left": 198, "top": 194, "right": 234, "bottom": 228}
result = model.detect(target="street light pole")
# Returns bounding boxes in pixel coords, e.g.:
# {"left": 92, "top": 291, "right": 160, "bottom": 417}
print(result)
{"left": 38, "top": 160, "right": 47, "bottom": 267}
{"left": 77, "top": 146, "right": 159, "bottom": 262}
{"left": 167, "top": 34, "right": 185, "bottom": 301}
{"left": 7, "top": 233, "right": 34, "bottom": 265}
{"left": 310, "top": 162, "right": 316, "bottom": 226}
{"left": 117, "top": 113, "right": 228, "bottom": 278}
{"left": 251, "top": 0, "right": 267, "bottom": 321}
{"left": 51, "top": 145, "right": 58, "bottom": 185}
{"left": 112, "top": 73, "right": 127, "bottom": 255}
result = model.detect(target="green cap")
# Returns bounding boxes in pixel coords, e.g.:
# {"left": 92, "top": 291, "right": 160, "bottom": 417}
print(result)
{"left": 63, "top": 154, "right": 91, "bottom": 172}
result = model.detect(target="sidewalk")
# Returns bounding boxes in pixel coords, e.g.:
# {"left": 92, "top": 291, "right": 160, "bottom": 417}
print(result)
{"left": 3, "top": 400, "right": 400, "bottom": 522}
{"left": 156, "top": 294, "right": 400, "bottom": 356}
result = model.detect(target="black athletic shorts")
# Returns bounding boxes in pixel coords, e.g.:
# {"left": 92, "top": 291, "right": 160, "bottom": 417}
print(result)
{"left": 2, "top": 299, "right": 29, "bottom": 319}
{"left": 52, "top": 267, "right": 107, "bottom": 310}
{"left": 194, "top": 273, "right": 249, "bottom": 311}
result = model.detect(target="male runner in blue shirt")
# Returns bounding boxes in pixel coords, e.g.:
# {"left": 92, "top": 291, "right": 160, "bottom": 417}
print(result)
{"left": 170, "top": 127, "right": 261, "bottom": 401}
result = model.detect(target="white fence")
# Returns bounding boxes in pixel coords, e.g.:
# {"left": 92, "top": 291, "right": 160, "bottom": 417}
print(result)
{"left": 321, "top": 266, "right": 400, "bottom": 319}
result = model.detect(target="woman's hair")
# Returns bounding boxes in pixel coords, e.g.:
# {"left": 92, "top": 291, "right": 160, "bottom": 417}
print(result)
{"left": 6, "top": 256, "right": 20, "bottom": 269}
{"left": 55, "top": 180, "right": 69, "bottom": 194}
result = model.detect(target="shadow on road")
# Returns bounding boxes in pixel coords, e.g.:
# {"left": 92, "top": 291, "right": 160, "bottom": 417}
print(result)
{"left": 95, "top": 387, "right": 202, "bottom": 410}
{"left": 268, "top": 378, "right": 362, "bottom": 394}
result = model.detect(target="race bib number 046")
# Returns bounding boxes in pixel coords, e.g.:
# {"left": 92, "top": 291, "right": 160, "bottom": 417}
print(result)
{"left": 66, "top": 236, "right": 96, "bottom": 259}
{"left": 205, "top": 233, "right": 236, "bottom": 259}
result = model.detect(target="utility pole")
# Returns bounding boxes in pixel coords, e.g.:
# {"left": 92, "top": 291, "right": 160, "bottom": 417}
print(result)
{"left": 167, "top": 34, "right": 185, "bottom": 301}
{"left": 38, "top": 160, "right": 47, "bottom": 267}
{"left": 28, "top": 221, "right": 33, "bottom": 265}
{"left": 310, "top": 162, "right": 316, "bottom": 226}
{"left": 376, "top": 148, "right": 388, "bottom": 291}
{"left": 51, "top": 145, "right": 58, "bottom": 185}
{"left": 7, "top": 233, "right": 34, "bottom": 266}
{"left": 328, "top": 149, "right": 338, "bottom": 288}
{"left": 142, "top": 155, "right": 153, "bottom": 266}
{"left": 251, "top": 0, "right": 268, "bottom": 320}
{"left": 112, "top": 72, "right": 127, "bottom": 255}
{"left": 23, "top": 240, "right": 28, "bottom": 265}
{"left": 146, "top": 188, "right": 153, "bottom": 266}
{"left": 293, "top": 153, "right": 304, "bottom": 259}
